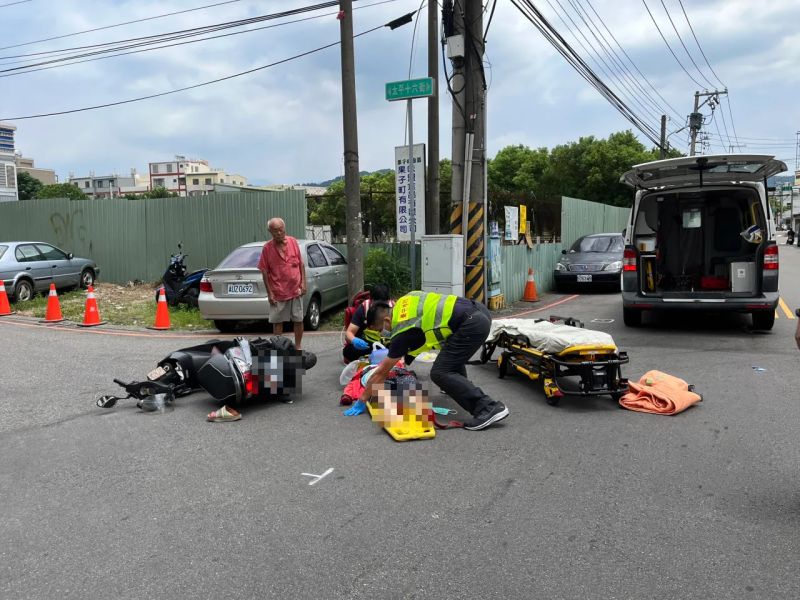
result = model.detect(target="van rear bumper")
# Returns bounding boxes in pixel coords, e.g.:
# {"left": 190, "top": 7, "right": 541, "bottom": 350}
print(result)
{"left": 622, "top": 291, "right": 779, "bottom": 312}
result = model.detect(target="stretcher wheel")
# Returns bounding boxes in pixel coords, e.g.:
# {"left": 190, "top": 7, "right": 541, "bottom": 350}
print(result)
{"left": 546, "top": 395, "right": 560, "bottom": 406}
{"left": 497, "top": 353, "right": 508, "bottom": 379}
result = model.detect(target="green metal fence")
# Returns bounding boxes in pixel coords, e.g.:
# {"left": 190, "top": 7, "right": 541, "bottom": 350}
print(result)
{"left": 0, "top": 191, "right": 306, "bottom": 283}
{"left": 560, "top": 196, "right": 630, "bottom": 248}
{"left": 498, "top": 242, "right": 565, "bottom": 301}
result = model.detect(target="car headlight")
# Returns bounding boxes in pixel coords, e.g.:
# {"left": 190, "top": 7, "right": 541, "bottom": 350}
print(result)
{"left": 555, "top": 262, "right": 567, "bottom": 271}
{"left": 603, "top": 261, "right": 622, "bottom": 272}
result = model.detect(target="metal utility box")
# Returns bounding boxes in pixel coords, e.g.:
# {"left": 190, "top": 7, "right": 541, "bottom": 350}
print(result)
{"left": 421, "top": 234, "right": 464, "bottom": 296}
{"left": 730, "top": 262, "right": 755, "bottom": 293}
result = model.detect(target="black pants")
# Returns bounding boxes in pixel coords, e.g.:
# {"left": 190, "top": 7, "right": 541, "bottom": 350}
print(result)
{"left": 430, "top": 301, "right": 496, "bottom": 417}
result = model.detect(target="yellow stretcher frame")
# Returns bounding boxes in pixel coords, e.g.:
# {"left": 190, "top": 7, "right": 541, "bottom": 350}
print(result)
{"left": 481, "top": 316, "right": 630, "bottom": 406}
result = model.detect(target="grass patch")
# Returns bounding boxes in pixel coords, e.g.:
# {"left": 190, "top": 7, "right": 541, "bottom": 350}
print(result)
{"left": 12, "top": 284, "right": 214, "bottom": 331}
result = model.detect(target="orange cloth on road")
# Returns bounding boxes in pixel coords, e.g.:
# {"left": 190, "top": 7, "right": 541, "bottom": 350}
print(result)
{"left": 619, "top": 370, "right": 701, "bottom": 415}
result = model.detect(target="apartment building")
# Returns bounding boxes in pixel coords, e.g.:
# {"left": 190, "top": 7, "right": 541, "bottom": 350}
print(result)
{"left": 15, "top": 154, "right": 57, "bottom": 185}
{"left": 149, "top": 155, "right": 247, "bottom": 196}
{"left": 69, "top": 169, "right": 150, "bottom": 199}
{"left": 0, "top": 122, "right": 17, "bottom": 202}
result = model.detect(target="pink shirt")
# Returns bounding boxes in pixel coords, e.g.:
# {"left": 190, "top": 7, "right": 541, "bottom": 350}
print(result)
{"left": 257, "top": 236, "right": 303, "bottom": 302}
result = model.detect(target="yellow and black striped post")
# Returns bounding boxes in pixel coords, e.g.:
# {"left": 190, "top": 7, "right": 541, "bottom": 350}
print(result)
{"left": 450, "top": 202, "right": 485, "bottom": 304}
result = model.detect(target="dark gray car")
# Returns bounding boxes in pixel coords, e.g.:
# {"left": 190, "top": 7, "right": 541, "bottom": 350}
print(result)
{"left": 0, "top": 241, "right": 99, "bottom": 302}
{"left": 553, "top": 234, "right": 624, "bottom": 292}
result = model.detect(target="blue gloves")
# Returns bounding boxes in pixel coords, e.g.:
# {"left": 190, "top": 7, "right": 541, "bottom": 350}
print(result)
{"left": 343, "top": 400, "right": 367, "bottom": 416}
{"left": 351, "top": 337, "right": 369, "bottom": 351}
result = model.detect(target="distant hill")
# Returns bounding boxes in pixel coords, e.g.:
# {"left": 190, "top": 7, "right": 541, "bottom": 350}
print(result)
{"left": 768, "top": 174, "right": 795, "bottom": 187}
{"left": 303, "top": 169, "right": 392, "bottom": 187}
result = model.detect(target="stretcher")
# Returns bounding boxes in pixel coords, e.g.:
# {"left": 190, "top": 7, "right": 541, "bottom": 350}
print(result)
{"left": 481, "top": 316, "right": 629, "bottom": 405}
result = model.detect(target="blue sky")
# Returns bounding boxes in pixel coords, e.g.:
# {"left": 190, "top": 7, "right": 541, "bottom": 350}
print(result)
{"left": 2, "top": 0, "right": 799, "bottom": 185}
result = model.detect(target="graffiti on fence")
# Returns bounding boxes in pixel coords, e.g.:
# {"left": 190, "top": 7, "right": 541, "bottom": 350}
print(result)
{"left": 49, "top": 209, "right": 87, "bottom": 249}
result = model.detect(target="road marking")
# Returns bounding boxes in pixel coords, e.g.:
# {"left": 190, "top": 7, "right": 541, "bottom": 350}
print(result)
{"left": 778, "top": 297, "right": 795, "bottom": 319}
{"left": 591, "top": 318, "right": 615, "bottom": 323}
{"left": 508, "top": 295, "right": 579, "bottom": 319}
{"left": 301, "top": 467, "right": 334, "bottom": 486}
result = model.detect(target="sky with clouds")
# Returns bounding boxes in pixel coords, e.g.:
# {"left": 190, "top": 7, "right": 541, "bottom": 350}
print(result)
{"left": 2, "top": 0, "right": 799, "bottom": 185}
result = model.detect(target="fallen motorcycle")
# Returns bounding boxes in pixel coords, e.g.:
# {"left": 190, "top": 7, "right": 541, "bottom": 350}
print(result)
{"left": 96, "top": 336, "right": 317, "bottom": 411}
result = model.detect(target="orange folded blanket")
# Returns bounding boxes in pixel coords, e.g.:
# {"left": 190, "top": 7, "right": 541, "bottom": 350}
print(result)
{"left": 619, "top": 370, "right": 702, "bottom": 415}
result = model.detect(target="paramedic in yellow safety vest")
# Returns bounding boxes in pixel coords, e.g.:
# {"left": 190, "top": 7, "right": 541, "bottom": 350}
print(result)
{"left": 356, "top": 291, "right": 510, "bottom": 431}
{"left": 342, "top": 283, "right": 392, "bottom": 364}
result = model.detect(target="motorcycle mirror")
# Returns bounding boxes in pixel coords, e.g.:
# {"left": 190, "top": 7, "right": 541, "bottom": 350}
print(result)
{"left": 178, "top": 242, "right": 183, "bottom": 250}
{"left": 96, "top": 395, "right": 119, "bottom": 408}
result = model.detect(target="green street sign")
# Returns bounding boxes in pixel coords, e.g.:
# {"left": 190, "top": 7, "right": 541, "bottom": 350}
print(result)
{"left": 385, "top": 77, "right": 436, "bottom": 101}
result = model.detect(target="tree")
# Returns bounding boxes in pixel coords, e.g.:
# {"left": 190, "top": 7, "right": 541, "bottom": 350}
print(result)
{"left": 35, "top": 183, "right": 87, "bottom": 200}
{"left": 16, "top": 171, "right": 43, "bottom": 200}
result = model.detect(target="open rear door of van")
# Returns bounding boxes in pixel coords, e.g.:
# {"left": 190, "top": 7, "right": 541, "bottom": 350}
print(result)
{"left": 620, "top": 154, "right": 787, "bottom": 190}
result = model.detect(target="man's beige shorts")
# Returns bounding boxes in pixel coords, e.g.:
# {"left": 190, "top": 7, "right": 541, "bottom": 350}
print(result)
{"left": 268, "top": 296, "right": 304, "bottom": 323}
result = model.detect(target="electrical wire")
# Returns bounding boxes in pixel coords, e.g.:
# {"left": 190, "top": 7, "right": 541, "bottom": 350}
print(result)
{"left": 0, "top": 0, "right": 246, "bottom": 51}
{"left": 0, "top": 0, "right": 31, "bottom": 8}
{"left": 511, "top": 0, "right": 662, "bottom": 146}
{"left": 641, "top": 0, "right": 704, "bottom": 89}
{"left": 483, "top": 0, "right": 497, "bottom": 42}
{"left": 0, "top": 1, "right": 345, "bottom": 69}
{"left": 0, "top": 21, "right": 388, "bottom": 121}
{"left": 583, "top": 0, "right": 681, "bottom": 121}
{"left": 0, "top": 0, "right": 399, "bottom": 79}
{"left": 658, "top": 0, "right": 714, "bottom": 89}
{"left": 677, "top": 0, "right": 724, "bottom": 87}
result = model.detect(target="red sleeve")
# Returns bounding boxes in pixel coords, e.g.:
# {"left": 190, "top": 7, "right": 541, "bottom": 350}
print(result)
{"left": 257, "top": 242, "right": 270, "bottom": 274}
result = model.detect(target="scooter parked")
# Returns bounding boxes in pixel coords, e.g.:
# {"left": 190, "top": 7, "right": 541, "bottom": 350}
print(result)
{"left": 787, "top": 229, "right": 795, "bottom": 245}
{"left": 155, "top": 243, "right": 207, "bottom": 307}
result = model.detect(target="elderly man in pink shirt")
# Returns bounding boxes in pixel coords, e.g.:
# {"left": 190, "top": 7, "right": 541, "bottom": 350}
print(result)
{"left": 257, "top": 217, "right": 307, "bottom": 350}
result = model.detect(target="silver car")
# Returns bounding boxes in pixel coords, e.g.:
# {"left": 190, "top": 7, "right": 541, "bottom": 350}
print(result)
{"left": 198, "top": 240, "right": 349, "bottom": 332}
{"left": 0, "top": 241, "right": 100, "bottom": 302}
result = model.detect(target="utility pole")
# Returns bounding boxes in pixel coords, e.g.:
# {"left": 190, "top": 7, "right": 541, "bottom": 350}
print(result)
{"left": 659, "top": 115, "right": 667, "bottom": 159}
{"left": 689, "top": 89, "right": 728, "bottom": 156}
{"left": 339, "top": 0, "right": 363, "bottom": 298}
{"left": 446, "top": 0, "right": 466, "bottom": 224}
{"left": 427, "top": 0, "right": 440, "bottom": 234}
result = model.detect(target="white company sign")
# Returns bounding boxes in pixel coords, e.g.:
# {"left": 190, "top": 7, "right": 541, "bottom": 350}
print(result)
{"left": 394, "top": 143, "right": 426, "bottom": 241}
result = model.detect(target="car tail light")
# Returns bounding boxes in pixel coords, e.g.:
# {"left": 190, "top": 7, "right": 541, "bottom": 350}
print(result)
{"left": 200, "top": 277, "right": 213, "bottom": 292}
{"left": 763, "top": 244, "right": 778, "bottom": 270}
{"left": 623, "top": 248, "right": 637, "bottom": 272}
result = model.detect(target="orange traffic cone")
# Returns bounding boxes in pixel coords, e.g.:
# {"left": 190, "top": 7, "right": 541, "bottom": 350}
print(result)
{"left": 523, "top": 267, "right": 539, "bottom": 302}
{"left": 0, "top": 281, "right": 15, "bottom": 316}
{"left": 148, "top": 288, "right": 171, "bottom": 330}
{"left": 41, "top": 283, "right": 64, "bottom": 323}
{"left": 78, "top": 285, "right": 106, "bottom": 327}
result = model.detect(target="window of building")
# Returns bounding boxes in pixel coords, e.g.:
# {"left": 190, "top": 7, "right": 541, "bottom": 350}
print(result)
{"left": 205, "top": 178, "right": 212, "bottom": 185}
{"left": 151, "top": 164, "right": 159, "bottom": 174}
{"left": 192, "top": 178, "right": 199, "bottom": 185}
{"left": 96, "top": 180, "right": 105, "bottom": 188}
{"left": 84, "top": 181, "right": 90, "bottom": 188}
{"left": 178, "top": 177, "right": 186, "bottom": 186}
{"left": 167, "top": 164, "right": 174, "bottom": 173}
{"left": 153, "top": 178, "right": 164, "bottom": 187}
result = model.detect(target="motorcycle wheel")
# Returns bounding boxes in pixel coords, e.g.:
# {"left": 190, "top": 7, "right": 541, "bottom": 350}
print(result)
{"left": 214, "top": 320, "right": 239, "bottom": 333}
{"left": 185, "top": 287, "right": 199, "bottom": 307}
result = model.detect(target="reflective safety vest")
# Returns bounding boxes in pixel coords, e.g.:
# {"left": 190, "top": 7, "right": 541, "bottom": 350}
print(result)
{"left": 363, "top": 327, "right": 384, "bottom": 344}
{"left": 390, "top": 291, "right": 458, "bottom": 356}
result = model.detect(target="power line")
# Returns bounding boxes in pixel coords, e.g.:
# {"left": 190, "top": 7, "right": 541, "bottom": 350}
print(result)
{"left": 583, "top": 0, "right": 682, "bottom": 121}
{"left": 0, "top": 0, "right": 245, "bottom": 51}
{"left": 0, "top": 20, "right": 392, "bottom": 121}
{"left": 658, "top": 0, "right": 714, "bottom": 89}
{"left": 511, "top": 0, "right": 662, "bottom": 147}
{"left": 641, "top": 0, "right": 704, "bottom": 89}
{"left": 0, "top": 0, "right": 399, "bottom": 78}
{"left": 677, "top": 0, "right": 724, "bottom": 87}
{"left": 0, "top": 0, "right": 32, "bottom": 8}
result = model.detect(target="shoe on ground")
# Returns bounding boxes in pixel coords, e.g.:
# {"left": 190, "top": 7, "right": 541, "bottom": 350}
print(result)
{"left": 464, "top": 402, "right": 509, "bottom": 431}
{"left": 207, "top": 406, "right": 241, "bottom": 422}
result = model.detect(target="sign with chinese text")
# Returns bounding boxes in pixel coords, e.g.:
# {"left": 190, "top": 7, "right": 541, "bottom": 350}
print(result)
{"left": 385, "top": 78, "right": 436, "bottom": 101}
{"left": 394, "top": 144, "right": 426, "bottom": 241}
{"left": 504, "top": 206, "right": 519, "bottom": 241}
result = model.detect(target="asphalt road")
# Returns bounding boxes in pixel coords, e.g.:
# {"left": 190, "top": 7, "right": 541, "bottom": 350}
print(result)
{"left": 1, "top": 248, "right": 799, "bottom": 600}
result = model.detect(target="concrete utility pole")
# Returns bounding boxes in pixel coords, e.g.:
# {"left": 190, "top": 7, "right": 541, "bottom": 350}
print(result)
{"left": 447, "top": 0, "right": 466, "bottom": 219}
{"left": 427, "top": 0, "right": 440, "bottom": 234}
{"left": 689, "top": 89, "right": 728, "bottom": 156}
{"left": 659, "top": 115, "right": 667, "bottom": 159}
{"left": 339, "top": 0, "right": 363, "bottom": 298}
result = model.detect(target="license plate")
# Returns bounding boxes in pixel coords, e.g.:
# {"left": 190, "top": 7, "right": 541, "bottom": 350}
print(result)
{"left": 227, "top": 283, "right": 254, "bottom": 295}
{"left": 577, "top": 274, "right": 592, "bottom": 282}
{"left": 147, "top": 366, "right": 167, "bottom": 381}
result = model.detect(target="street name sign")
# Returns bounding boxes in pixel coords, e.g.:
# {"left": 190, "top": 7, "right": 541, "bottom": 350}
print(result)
{"left": 385, "top": 77, "right": 436, "bottom": 101}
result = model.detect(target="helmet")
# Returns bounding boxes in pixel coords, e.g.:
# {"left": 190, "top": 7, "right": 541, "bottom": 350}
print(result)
{"left": 741, "top": 225, "right": 763, "bottom": 245}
